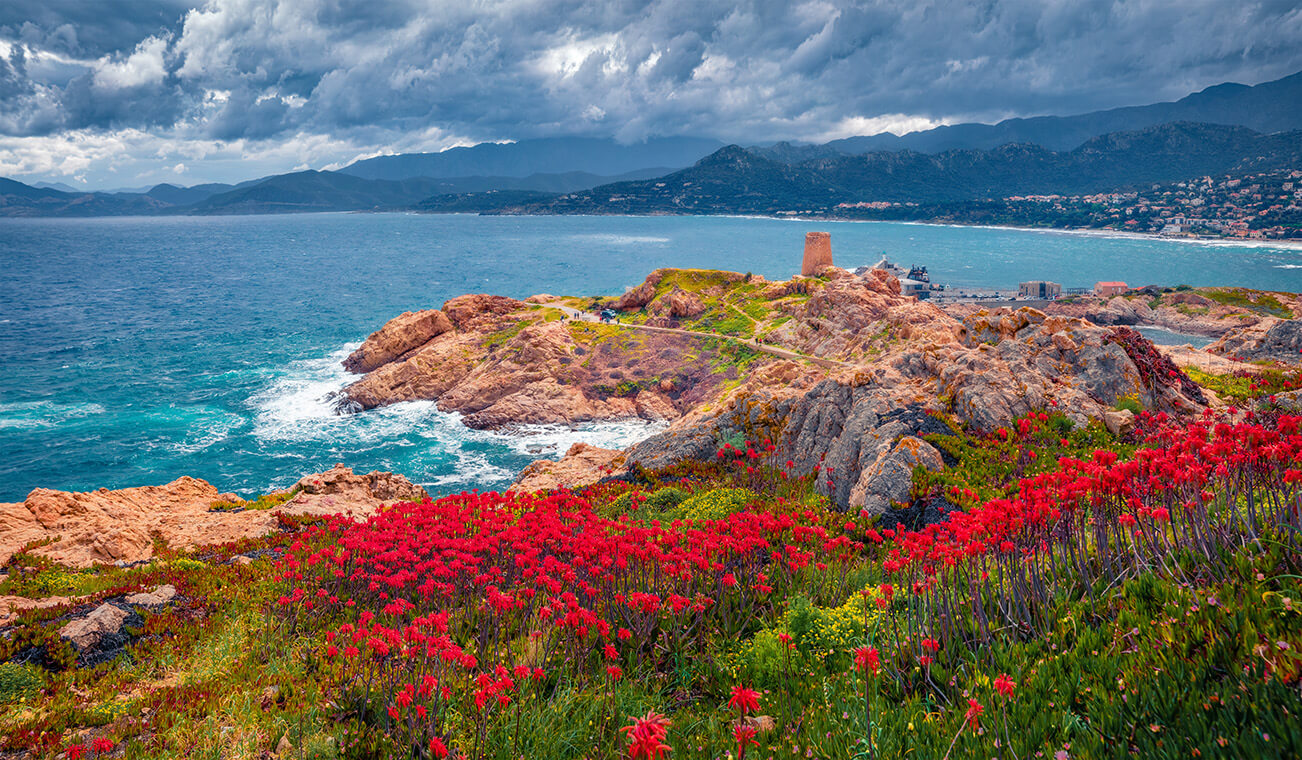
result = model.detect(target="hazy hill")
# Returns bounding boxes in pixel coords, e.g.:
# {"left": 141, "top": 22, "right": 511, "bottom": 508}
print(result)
{"left": 144, "top": 183, "right": 238, "bottom": 206}
{"left": 181, "top": 167, "right": 680, "bottom": 214}
{"left": 822, "top": 70, "right": 1302, "bottom": 155}
{"left": 339, "top": 136, "right": 723, "bottom": 181}
{"left": 0, "top": 179, "right": 173, "bottom": 217}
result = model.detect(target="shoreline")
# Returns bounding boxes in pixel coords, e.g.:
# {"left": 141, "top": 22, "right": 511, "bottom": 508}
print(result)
{"left": 5, "top": 209, "right": 1301, "bottom": 252}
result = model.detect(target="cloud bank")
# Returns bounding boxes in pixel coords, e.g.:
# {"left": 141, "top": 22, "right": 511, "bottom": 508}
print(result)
{"left": 1, "top": 0, "right": 1299, "bottom": 187}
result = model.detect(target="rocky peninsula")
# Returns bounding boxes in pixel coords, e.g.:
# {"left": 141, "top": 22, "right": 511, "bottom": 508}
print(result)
{"left": 11, "top": 234, "right": 1298, "bottom": 566}
{"left": 4, "top": 234, "right": 1302, "bottom": 759}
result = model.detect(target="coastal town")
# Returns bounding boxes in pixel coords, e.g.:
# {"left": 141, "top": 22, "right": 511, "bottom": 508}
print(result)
{"left": 1005, "top": 167, "right": 1302, "bottom": 240}
{"left": 835, "top": 166, "right": 1302, "bottom": 240}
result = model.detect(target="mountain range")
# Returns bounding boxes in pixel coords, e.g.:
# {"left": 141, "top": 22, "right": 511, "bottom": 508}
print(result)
{"left": 0, "top": 70, "right": 1299, "bottom": 218}
{"left": 496, "top": 122, "right": 1301, "bottom": 217}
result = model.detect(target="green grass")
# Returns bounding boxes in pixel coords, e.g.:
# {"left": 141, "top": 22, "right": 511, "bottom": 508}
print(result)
{"left": 1203, "top": 288, "right": 1293, "bottom": 318}
{"left": 209, "top": 488, "right": 299, "bottom": 513}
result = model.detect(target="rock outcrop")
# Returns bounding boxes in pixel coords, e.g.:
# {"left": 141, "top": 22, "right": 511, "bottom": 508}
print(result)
{"left": 336, "top": 264, "right": 1210, "bottom": 511}
{"left": 338, "top": 289, "right": 750, "bottom": 429}
{"left": 288, "top": 464, "right": 427, "bottom": 512}
{"left": 0, "top": 467, "right": 422, "bottom": 568}
{"left": 511, "top": 443, "right": 625, "bottom": 492}
{"left": 606, "top": 287, "right": 1207, "bottom": 509}
{"left": 343, "top": 310, "right": 454, "bottom": 374}
{"left": 124, "top": 585, "right": 178, "bottom": 607}
{"left": 1207, "top": 318, "right": 1302, "bottom": 362}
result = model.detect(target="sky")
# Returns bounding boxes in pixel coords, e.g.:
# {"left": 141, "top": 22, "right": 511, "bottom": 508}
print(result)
{"left": 1, "top": 0, "right": 1300, "bottom": 190}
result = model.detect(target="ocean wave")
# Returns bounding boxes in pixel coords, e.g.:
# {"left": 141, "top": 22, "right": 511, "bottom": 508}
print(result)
{"left": 167, "top": 408, "right": 248, "bottom": 455}
{"left": 0, "top": 400, "right": 106, "bottom": 430}
{"left": 569, "top": 233, "right": 671, "bottom": 245}
{"left": 247, "top": 343, "right": 362, "bottom": 439}
{"left": 247, "top": 344, "right": 666, "bottom": 489}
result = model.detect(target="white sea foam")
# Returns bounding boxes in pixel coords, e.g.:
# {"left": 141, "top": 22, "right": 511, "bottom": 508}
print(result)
{"left": 494, "top": 419, "right": 669, "bottom": 457}
{"left": 248, "top": 343, "right": 362, "bottom": 438}
{"left": 168, "top": 409, "right": 247, "bottom": 454}
{"left": 0, "top": 400, "right": 106, "bottom": 430}
{"left": 569, "top": 233, "right": 671, "bottom": 245}
{"left": 247, "top": 344, "right": 666, "bottom": 489}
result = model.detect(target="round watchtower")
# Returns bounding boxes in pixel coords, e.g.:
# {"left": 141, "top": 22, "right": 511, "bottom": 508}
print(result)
{"left": 801, "top": 231, "right": 833, "bottom": 276}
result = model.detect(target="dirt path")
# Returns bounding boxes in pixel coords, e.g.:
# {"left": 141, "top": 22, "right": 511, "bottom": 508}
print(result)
{"left": 544, "top": 303, "right": 851, "bottom": 369}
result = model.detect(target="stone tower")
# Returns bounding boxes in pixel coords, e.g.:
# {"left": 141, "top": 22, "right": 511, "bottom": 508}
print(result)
{"left": 801, "top": 231, "right": 833, "bottom": 276}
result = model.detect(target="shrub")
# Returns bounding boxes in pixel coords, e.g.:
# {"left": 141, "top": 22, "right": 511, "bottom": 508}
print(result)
{"left": 0, "top": 663, "right": 42, "bottom": 703}
{"left": 643, "top": 487, "right": 689, "bottom": 513}
{"left": 1114, "top": 393, "right": 1144, "bottom": 414}
{"left": 676, "top": 488, "right": 760, "bottom": 521}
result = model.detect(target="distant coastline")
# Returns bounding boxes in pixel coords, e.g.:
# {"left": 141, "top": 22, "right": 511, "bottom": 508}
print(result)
{"left": 7, "top": 208, "right": 1302, "bottom": 252}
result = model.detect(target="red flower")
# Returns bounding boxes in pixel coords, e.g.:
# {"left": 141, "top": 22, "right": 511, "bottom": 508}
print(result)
{"left": 729, "top": 685, "right": 761, "bottom": 715}
{"left": 994, "top": 673, "right": 1016, "bottom": 699}
{"left": 854, "top": 646, "right": 880, "bottom": 675}
{"left": 622, "top": 710, "right": 672, "bottom": 760}
{"left": 428, "top": 737, "right": 450, "bottom": 758}
{"left": 91, "top": 738, "right": 115, "bottom": 754}
{"left": 964, "top": 698, "right": 984, "bottom": 728}
{"left": 66, "top": 745, "right": 87, "bottom": 760}
{"left": 733, "top": 723, "right": 759, "bottom": 754}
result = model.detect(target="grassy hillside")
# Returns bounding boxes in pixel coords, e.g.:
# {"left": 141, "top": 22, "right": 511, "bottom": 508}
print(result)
{"left": 3, "top": 384, "right": 1302, "bottom": 758}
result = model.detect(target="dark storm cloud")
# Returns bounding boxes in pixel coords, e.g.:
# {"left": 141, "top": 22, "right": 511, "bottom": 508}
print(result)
{"left": 2, "top": 0, "right": 1302, "bottom": 186}
{"left": 0, "top": 0, "right": 191, "bottom": 56}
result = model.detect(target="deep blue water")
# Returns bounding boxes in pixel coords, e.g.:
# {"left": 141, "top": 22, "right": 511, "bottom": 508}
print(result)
{"left": 1, "top": 213, "right": 1300, "bottom": 502}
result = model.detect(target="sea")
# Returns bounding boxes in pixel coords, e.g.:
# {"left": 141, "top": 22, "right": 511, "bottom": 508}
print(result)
{"left": 1, "top": 213, "right": 1300, "bottom": 502}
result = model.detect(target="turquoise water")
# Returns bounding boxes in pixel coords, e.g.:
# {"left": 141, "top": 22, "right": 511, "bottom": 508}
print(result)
{"left": 1, "top": 213, "right": 1300, "bottom": 501}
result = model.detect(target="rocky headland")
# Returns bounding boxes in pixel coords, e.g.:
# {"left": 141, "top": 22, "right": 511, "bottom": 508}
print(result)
{"left": 6, "top": 244, "right": 1301, "bottom": 571}
{"left": 328, "top": 253, "right": 1272, "bottom": 513}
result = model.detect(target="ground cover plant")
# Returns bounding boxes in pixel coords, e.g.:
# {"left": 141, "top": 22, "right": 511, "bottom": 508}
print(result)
{"left": 2, "top": 407, "right": 1301, "bottom": 759}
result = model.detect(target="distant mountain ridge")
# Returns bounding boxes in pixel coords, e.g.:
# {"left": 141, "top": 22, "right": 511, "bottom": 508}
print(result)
{"left": 339, "top": 136, "right": 724, "bottom": 181}
{"left": 0, "top": 68, "right": 1299, "bottom": 218}
{"left": 489, "top": 122, "right": 1302, "bottom": 216}
{"left": 750, "top": 70, "right": 1302, "bottom": 161}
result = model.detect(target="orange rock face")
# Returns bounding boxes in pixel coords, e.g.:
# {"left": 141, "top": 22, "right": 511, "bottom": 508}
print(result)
{"left": 339, "top": 285, "right": 740, "bottom": 429}
{"left": 511, "top": 443, "right": 625, "bottom": 492}
{"left": 0, "top": 467, "right": 425, "bottom": 569}
{"left": 801, "top": 231, "right": 833, "bottom": 276}
{"left": 343, "top": 309, "right": 454, "bottom": 374}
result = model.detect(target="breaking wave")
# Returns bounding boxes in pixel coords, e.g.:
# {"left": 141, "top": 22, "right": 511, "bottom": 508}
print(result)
{"left": 245, "top": 344, "right": 665, "bottom": 492}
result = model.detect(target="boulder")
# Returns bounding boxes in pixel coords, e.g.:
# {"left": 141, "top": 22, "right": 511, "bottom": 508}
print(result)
{"left": 511, "top": 443, "right": 625, "bottom": 492}
{"left": 124, "top": 585, "right": 177, "bottom": 607}
{"left": 59, "top": 603, "right": 130, "bottom": 652}
{"left": 1103, "top": 409, "right": 1136, "bottom": 437}
{"left": 1208, "top": 318, "right": 1302, "bottom": 363}
{"left": 848, "top": 436, "right": 945, "bottom": 517}
{"left": 288, "top": 465, "right": 428, "bottom": 513}
{"left": 343, "top": 310, "right": 453, "bottom": 374}
{"left": 654, "top": 288, "right": 706, "bottom": 319}
{"left": 633, "top": 390, "right": 678, "bottom": 421}
{"left": 617, "top": 280, "right": 658, "bottom": 311}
